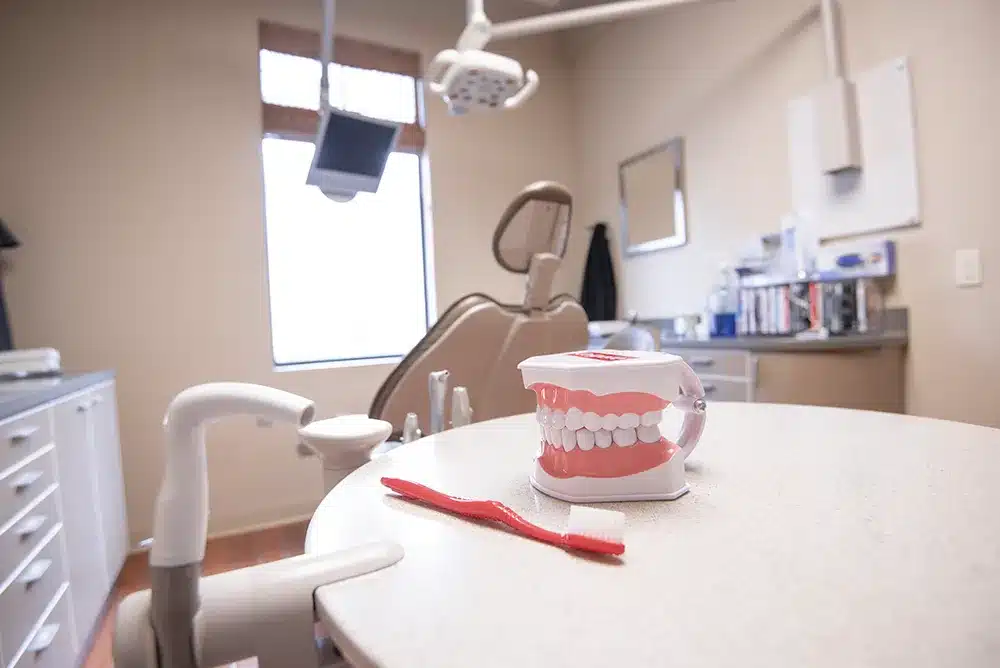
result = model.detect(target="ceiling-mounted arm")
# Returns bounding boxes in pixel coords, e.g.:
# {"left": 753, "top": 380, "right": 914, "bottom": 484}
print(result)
{"left": 467, "top": 0, "right": 485, "bottom": 22}
{"left": 457, "top": 0, "right": 492, "bottom": 52}
{"left": 319, "top": 0, "right": 335, "bottom": 110}
{"left": 491, "top": 0, "right": 705, "bottom": 42}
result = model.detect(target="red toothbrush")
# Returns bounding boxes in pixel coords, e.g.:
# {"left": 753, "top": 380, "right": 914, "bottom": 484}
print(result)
{"left": 381, "top": 477, "right": 625, "bottom": 556}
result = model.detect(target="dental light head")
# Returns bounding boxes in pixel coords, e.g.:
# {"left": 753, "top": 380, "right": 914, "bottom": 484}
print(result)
{"left": 429, "top": 0, "right": 706, "bottom": 115}
{"left": 307, "top": 0, "right": 401, "bottom": 201}
{"left": 427, "top": 5, "right": 539, "bottom": 115}
{"left": 427, "top": 49, "right": 539, "bottom": 115}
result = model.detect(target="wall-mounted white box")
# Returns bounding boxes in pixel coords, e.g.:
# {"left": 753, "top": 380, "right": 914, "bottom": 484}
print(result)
{"left": 813, "top": 77, "right": 862, "bottom": 174}
{"left": 788, "top": 57, "right": 920, "bottom": 241}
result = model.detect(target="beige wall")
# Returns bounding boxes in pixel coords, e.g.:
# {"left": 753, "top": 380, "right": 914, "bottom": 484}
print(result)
{"left": 0, "top": 0, "right": 579, "bottom": 544}
{"left": 565, "top": 0, "right": 1000, "bottom": 427}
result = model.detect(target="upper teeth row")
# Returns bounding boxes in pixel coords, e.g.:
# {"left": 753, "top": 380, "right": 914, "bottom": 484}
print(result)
{"left": 536, "top": 407, "right": 662, "bottom": 432}
{"left": 539, "top": 424, "right": 662, "bottom": 450}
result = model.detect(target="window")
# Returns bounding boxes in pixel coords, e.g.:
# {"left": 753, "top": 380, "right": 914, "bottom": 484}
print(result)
{"left": 258, "top": 23, "right": 432, "bottom": 366}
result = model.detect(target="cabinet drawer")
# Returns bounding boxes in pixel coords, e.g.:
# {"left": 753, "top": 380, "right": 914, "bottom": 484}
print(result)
{"left": 0, "top": 487, "right": 61, "bottom": 585}
{"left": 0, "top": 527, "right": 68, "bottom": 664}
{"left": 0, "top": 409, "right": 52, "bottom": 478}
{"left": 667, "top": 349, "right": 750, "bottom": 378}
{"left": 11, "top": 584, "right": 73, "bottom": 668}
{"left": 700, "top": 378, "right": 751, "bottom": 402}
{"left": 0, "top": 449, "right": 58, "bottom": 529}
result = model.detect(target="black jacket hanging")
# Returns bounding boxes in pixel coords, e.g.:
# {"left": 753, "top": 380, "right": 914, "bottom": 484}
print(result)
{"left": 580, "top": 222, "right": 617, "bottom": 321}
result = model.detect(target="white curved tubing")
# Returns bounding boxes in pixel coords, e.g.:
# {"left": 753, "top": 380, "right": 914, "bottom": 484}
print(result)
{"left": 675, "top": 364, "right": 706, "bottom": 459}
{"left": 504, "top": 69, "right": 539, "bottom": 109}
{"left": 151, "top": 383, "right": 316, "bottom": 567}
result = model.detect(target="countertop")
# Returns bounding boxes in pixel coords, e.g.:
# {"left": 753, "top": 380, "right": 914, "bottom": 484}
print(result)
{"left": 307, "top": 406, "right": 1000, "bottom": 668}
{"left": 658, "top": 329, "right": 908, "bottom": 352}
{"left": 0, "top": 371, "right": 115, "bottom": 422}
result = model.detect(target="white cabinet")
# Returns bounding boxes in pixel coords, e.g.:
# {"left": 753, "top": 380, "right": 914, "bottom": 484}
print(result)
{"left": 51, "top": 391, "right": 111, "bottom": 653}
{"left": 90, "top": 384, "right": 129, "bottom": 584}
{"left": 0, "top": 377, "right": 128, "bottom": 668}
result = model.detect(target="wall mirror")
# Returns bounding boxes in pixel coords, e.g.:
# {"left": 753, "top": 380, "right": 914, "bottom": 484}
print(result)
{"left": 619, "top": 137, "right": 687, "bottom": 256}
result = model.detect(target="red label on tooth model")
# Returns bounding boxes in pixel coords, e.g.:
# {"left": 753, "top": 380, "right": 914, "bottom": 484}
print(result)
{"left": 568, "top": 351, "right": 635, "bottom": 362}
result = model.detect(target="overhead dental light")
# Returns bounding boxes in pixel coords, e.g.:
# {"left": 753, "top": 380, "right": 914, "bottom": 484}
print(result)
{"left": 307, "top": 0, "right": 401, "bottom": 202}
{"left": 428, "top": 0, "right": 709, "bottom": 115}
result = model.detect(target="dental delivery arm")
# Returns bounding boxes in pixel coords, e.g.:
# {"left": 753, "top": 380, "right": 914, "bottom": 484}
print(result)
{"left": 114, "top": 383, "right": 403, "bottom": 668}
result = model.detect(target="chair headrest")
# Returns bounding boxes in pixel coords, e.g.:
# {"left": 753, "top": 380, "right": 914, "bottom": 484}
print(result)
{"left": 491, "top": 181, "right": 572, "bottom": 275}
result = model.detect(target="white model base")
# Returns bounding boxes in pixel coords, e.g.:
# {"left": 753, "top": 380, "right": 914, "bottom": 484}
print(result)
{"left": 530, "top": 453, "right": 688, "bottom": 503}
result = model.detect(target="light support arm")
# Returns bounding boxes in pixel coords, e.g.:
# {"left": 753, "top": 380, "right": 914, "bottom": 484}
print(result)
{"left": 457, "top": 5, "right": 492, "bottom": 51}
{"left": 490, "top": 0, "right": 708, "bottom": 42}
{"left": 467, "top": 0, "right": 485, "bottom": 22}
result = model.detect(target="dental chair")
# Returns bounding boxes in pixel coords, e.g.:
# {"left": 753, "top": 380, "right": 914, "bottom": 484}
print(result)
{"left": 369, "top": 181, "right": 589, "bottom": 437}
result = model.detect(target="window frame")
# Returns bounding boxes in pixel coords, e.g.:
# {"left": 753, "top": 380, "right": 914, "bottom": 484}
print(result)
{"left": 258, "top": 21, "right": 434, "bottom": 368}
{"left": 258, "top": 21, "right": 426, "bottom": 152}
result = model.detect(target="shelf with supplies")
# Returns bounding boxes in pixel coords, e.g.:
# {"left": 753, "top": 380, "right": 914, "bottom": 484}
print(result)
{"left": 735, "top": 239, "right": 894, "bottom": 338}
{"left": 737, "top": 278, "right": 885, "bottom": 338}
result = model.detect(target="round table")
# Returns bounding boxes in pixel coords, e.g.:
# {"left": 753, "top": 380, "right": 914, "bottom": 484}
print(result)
{"left": 307, "top": 404, "right": 1000, "bottom": 668}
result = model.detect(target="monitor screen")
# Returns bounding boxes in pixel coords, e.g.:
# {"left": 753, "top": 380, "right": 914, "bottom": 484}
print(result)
{"left": 315, "top": 112, "right": 398, "bottom": 178}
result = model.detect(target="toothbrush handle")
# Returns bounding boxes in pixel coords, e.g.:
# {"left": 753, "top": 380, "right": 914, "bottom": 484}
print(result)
{"left": 381, "top": 477, "right": 552, "bottom": 533}
{"left": 381, "top": 477, "right": 623, "bottom": 555}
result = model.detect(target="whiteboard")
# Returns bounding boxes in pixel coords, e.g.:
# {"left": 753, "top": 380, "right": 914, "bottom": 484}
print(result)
{"left": 788, "top": 57, "right": 920, "bottom": 240}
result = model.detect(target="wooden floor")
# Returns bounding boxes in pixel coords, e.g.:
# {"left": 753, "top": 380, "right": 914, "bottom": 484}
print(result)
{"left": 84, "top": 520, "right": 309, "bottom": 668}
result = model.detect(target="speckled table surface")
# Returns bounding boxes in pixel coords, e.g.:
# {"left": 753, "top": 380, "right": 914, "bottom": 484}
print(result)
{"left": 308, "top": 405, "right": 1000, "bottom": 668}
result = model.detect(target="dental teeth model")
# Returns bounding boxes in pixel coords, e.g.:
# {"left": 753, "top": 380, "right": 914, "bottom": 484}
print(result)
{"left": 518, "top": 350, "right": 707, "bottom": 502}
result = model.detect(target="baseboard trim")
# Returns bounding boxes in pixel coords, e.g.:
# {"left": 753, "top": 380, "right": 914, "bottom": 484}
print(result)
{"left": 205, "top": 513, "right": 314, "bottom": 541}
{"left": 127, "top": 513, "right": 314, "bottom": 555}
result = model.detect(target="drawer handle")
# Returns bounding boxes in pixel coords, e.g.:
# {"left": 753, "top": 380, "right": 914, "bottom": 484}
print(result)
{"left": 19, "top": 558, "right": 52, "bottom": 586}
{"left": 10, "top": 470, "right": 43, "bottom": 494}
{"left": 75, "top": 401, "right": 92, "bottom": 413}
{"left": 702, "top": 384, "right": 718, "bottom": 395}
{"left": 27, "top": 622, "right": 59, "bottom": 654}
{"left": 16, "top": 514, "right": 48, "bottom": 540}
{"left": 688, "top": 357, "right": 715, "bottom": 368}
{"left": 9, "top": 426, "right": 39, "bottom": 446}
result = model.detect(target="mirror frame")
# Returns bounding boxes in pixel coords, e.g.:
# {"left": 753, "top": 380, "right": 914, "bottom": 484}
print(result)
{"left": 618, "top": 137, "right": 687, "bottom": 257}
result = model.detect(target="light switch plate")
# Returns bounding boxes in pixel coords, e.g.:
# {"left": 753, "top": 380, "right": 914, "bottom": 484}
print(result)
{"left": 955, "top": 249, "right": 983, "bottom": 287}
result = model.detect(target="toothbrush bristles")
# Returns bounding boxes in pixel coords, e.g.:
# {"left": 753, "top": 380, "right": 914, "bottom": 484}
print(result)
{"left": 566, "top": 505, "right": 625, "bottom": 550}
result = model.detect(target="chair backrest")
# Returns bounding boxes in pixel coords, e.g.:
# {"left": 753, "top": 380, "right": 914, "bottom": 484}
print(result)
{"left": 369, "top": 293, "right": 587, "bottom": 435}
{"left": 369, "top": 182, "right": 589, "bottom": 436}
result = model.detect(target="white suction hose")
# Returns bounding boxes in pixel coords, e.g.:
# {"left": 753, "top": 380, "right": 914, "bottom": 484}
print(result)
{"left": 151, "top": 383, "right": 315, "bottom": 568}
{"left": 146, "top": 383, "right": 315, "bottom": 668}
